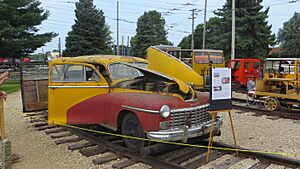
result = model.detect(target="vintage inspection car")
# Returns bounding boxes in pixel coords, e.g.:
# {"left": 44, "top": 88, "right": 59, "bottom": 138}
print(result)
{"left": 48, "top": 55, "right": 222, "bottom": 150}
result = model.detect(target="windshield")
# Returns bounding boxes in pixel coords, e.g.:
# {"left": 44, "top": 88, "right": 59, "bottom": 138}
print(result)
{"left": 209, "top": 52, "right": 223, "bottom": 64}
{"left": 108, "top": 63, "right": 144, "bottom": 80}
{"left": 194, "top": 51, "right": 223, "bottom": 64}
{"left": 194, "top": 52, "right": 209, "bottom": 63}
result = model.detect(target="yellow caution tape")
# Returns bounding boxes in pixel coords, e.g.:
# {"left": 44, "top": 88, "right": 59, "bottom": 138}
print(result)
{"left": 22, "top": 112, "right": 300, "bottom": 158}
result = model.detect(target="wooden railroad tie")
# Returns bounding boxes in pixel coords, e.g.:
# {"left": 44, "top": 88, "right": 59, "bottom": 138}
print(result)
{"left": 112, "top": 159, "right": 136, "bottom": 169}
{"left": 93, "top": 154, "right": 119, "bottom": 165}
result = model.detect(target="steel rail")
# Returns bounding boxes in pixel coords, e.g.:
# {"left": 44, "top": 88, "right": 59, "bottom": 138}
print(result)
{"left": 67, "top": 125, "right": 300, "bottom": 168}
{"left": 199, "top": 140, "right": 300, "bottom": 167}
{"left": 66, "top": 127, "right": 187, "bottom": 169}
{"left": 232, "top": 98, "right": 300, "bottom": 120}
{"left": 27, "top": 110, "right": 300, "bottom": 168}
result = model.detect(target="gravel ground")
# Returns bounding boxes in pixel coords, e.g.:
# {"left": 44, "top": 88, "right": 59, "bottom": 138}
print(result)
{"left": 214, "top": 111, "right": 300, "bottom": 160}
{"left": 3, "top": 92, "right": 107, "bottom": 169}
{"left": 2, "top": 91, "right": 300, "bottom": 168}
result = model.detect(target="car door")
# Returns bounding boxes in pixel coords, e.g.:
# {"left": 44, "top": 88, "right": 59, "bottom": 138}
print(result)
{"left": 48, "top": 62, "right": 109, "bottom": 125}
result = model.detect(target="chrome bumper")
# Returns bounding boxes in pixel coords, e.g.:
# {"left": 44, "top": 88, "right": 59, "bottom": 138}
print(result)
{"left": 147, "top": 117, "right": 223, "bottom": 142}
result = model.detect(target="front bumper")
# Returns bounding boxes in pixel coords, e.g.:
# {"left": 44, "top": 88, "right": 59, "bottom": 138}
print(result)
{"left": 147, "top": 117, "right": 223, "bottom": 142}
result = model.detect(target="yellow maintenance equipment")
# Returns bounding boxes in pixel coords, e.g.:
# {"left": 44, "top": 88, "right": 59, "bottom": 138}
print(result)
{"left": 147, "top": 46, "right": 225, "bottom": 90}
{"left": 255, "top": 58, "right": 300, "bottom": 111}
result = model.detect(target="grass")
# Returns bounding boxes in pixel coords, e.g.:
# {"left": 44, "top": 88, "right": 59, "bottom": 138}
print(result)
{"left": 0, "top": 80, "right": 20, "bottom": 93}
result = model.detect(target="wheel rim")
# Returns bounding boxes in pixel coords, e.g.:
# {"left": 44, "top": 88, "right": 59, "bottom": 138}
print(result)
{"left": 264, "top": 98, "right": 278, "bottom": 111}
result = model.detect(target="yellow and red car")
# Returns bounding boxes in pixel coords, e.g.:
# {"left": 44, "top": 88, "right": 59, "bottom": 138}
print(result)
{"left": 48, "top": 55, "right": 222, "bottom": 150}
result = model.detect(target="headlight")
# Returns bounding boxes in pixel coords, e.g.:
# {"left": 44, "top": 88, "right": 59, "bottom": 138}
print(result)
{"left": 160, "top": 105, "right": 170, "bottom": 118}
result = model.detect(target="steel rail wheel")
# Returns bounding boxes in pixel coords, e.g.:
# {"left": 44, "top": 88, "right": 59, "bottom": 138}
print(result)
{"left": 122, "top": 113, "right": 145, "bottom": 152}
{"left": 264, "top": 97, "right": 280, "bottom": 111}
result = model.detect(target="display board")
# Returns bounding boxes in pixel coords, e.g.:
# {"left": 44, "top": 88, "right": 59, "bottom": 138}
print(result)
{"left": 210, "top": 67, "right": 232, "bottom": 111}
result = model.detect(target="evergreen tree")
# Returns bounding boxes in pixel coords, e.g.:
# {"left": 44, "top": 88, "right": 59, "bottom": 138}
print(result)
{"left": 178, "top": 35, "right": 191, "bottom": 49}
{"left": 0, "top": 0, "right": 57, "bottom": 59}
{"left": 214, "top": 0, "right": 275, "bottom": 59}
{"left": 131, "top": 10, "right": 169, "bottom": 57}
{"left": 63, "top": 0, "right": 112, "bottom": 57}
{"left": 277, "top": 12, "right": 300, "bottom": 56}
{"left": 179, "top": 17, "right": 221, "bottom": 49}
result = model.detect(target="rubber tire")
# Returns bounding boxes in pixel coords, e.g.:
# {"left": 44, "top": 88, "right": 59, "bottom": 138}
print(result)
{"left": 121, "top": 113, "right": 145, "bottom": 152}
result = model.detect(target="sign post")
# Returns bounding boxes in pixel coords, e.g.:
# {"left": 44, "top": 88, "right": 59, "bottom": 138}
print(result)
{"left": 206, "top": 67, "right": 238, "bottom": 162}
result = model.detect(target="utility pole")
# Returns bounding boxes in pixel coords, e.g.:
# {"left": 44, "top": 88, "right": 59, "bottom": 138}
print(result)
{"left": 190, "top": 9, "right": 196, "bottom": 50}
{"left": 202, "top": 0, "right": 207, "bottom": 49}
{"left": 231, "top": 0, "right": 235, "bottom": 59}
{"left": 121, "top": 36, "right": 124, "bottom": 56}
{"left": 58, "top": 37, "right": 62, "bottom": 58}
{"left": 116, "top": 1, "right": 120, "bottom": 55}
{"left": 127, "top": 36, "right": 130, "bottom": 56}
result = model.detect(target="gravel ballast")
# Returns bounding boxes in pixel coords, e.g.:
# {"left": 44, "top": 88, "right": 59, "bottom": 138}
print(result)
{"left": 2, "top": 91, "right": 300, "bottom": 168}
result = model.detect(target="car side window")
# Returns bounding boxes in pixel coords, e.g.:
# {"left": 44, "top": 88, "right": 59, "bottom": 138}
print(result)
{"left": 51, "top": 65, "right": 65, "bottom": 81}
{"left": 85, "top": 66, "right": 100, "bottom": 81}
{"left": 51, "top": 64, "right": 100, "bottom": 82}
{"left": 64, "top": 65, "right": 85, "bottom": 82}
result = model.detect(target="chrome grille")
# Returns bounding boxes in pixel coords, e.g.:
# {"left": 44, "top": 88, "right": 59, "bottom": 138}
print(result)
{"left": 170, "top": 104, "right": 211, "bottom": 129}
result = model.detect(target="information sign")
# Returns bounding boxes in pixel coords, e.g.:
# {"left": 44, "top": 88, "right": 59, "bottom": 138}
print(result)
{"left": 210, "top": 67, "right": 232, "bottom": 111}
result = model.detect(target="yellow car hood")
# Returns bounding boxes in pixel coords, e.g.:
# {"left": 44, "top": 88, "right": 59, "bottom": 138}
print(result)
{"left": 123, "top": 63, "right": 190, "bottom": 94}
{"left": 147, "top": 46, "right": 203, "bottom": 88}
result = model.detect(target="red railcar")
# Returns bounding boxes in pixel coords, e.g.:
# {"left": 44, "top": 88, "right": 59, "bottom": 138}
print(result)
{"left": 228, "top": 59, "right": 261, "bottom": 86}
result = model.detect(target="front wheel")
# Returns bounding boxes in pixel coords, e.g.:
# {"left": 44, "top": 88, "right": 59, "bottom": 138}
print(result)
{"left": 121, "top": 113, "right": 145, "bottom": 152}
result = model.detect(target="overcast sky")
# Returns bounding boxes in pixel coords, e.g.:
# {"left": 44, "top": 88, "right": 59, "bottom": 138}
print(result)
{"left": 36, "top": 0, "right": 300, "bottom": 53}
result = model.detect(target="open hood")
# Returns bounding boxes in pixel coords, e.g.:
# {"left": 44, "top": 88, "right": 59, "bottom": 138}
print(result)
{"left": 147, "top": 46, "right": 203, "bottom": 88}
{"left": 122, "top": 62, "right": 190, "bottom": 94}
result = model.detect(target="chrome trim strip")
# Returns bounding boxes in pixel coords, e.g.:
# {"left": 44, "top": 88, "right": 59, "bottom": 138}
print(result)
{"left": 48, "top": 86, "right": 109, "bottom": 89}
{"left": 122, "top": 105, "right": 159, "bottom": 114}
{"left": 170, "top": 103, "right": 209, "bottom": 113}
{"left": 147, "top": 117, "right": 223, "bottom": 142}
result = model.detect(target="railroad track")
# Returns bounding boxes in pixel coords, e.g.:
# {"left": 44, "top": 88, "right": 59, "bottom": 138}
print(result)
{"left": 232, "top": 97, "right": 300, "bottom": 120}
{"left": 24, "top": 111, "right": 300, "bottom": 169}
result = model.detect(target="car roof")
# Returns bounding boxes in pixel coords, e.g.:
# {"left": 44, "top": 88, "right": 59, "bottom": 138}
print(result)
{"left": 50, "top": 55, "right": 147, "bottom": 66}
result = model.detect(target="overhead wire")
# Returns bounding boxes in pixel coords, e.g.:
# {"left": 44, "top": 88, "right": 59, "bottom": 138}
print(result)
{"left": 39, "top": 0, "right": 299, "bottom": 48}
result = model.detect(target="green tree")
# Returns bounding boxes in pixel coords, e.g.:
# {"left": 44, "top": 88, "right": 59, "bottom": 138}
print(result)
{"left": 277, "top": 12, "right": 300, "bottom": 56}
{"left": 179, "top": 17, "right": 221, "bottom": 49}
{"left": 0, "top": 0, "right": 57, "bottom": 59}
{"left": 63, "top": 0, "right": 112, "bottom": 57}
{"left": 131, "top": 10, "right": 169, "bottom": 57}
{"left": 178, "top": 35, "right": 191, "bottom": 49}
{"left": 213, "top": 0, "right": 275, "bottom": 59}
